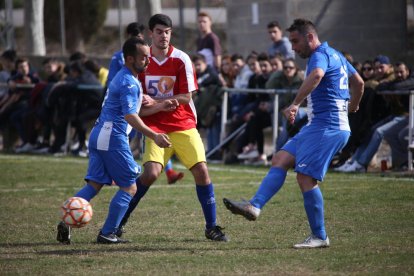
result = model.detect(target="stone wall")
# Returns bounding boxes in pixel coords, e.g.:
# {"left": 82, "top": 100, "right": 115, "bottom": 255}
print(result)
{"left": 225, "top": 0, "right": 409, "bottom": 65}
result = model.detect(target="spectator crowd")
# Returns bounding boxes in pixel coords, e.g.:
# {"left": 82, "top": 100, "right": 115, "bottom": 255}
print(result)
{"left": 0, "top": 13, "right": 413, "bottom": 172}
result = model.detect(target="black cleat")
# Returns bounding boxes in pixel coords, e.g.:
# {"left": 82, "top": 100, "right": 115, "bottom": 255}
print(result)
{"left": 97, "top": 231, "right": 130, "bottom": 244}
{"left": 205, "top": 225, "right": 229, "bottom": 242}
{"left": 57, "top": 221, "right": 71, "bottom": 244}
{"left": 114, "top": 226, "right": 125, "bottom": 238}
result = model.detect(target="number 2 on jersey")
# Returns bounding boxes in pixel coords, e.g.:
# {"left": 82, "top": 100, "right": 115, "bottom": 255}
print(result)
{"left": 339, "top": 65, "right": 348, "bottom": 90}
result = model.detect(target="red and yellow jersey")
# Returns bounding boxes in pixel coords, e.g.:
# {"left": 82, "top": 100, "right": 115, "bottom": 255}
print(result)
{"left": 139, "top": 45, "right": 198, "bottom": 133}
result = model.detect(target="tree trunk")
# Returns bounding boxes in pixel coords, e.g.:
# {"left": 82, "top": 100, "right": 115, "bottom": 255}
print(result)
{"left": 135, "top": 0, "right": 162, "bottom": 27}
{"left": 24, "top": 0, "right": 46, "bottom": 55}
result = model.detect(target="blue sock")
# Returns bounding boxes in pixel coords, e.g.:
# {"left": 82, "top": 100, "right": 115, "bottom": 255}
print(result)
{"left": 119, "top": 178, "right": 149, "bottom": 226}
{"left": 250, "top": 167, "right": 287, "bottom": 209}
{"left": 303, "top": 187, "right": 327, "bottom": 240}
{"left": 165, "top": 159, "right": 173, "bottom": 171}
{"left": 196, "top": 183, "right": 216, "bottom": 229}
{"left": 101, "top": 190, "right": 132, "bottom": 235}
{"left": 74, "top": 183, "right": 98, "bottom": 202}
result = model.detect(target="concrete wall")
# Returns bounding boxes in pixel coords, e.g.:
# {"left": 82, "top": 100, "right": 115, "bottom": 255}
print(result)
{"left": 225, "top": 0, "right": 408, "bottom": 65}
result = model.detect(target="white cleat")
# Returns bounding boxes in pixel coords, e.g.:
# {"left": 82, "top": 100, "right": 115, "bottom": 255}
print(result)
{"left": 293, "top": 235, "right": 330, "bottom": 249}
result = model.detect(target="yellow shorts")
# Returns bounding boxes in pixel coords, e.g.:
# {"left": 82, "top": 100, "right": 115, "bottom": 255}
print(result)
{"left": 142, "top": 128, "right": 206, "bottom": 169}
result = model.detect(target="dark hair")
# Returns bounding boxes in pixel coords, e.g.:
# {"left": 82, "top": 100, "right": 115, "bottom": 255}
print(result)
{"left": 15, "top": 57, "right": 29, "bottom": 68}
{"left": 192, "top": 53, "right": 206, "bottom": 63}
{"left": 42, "top": 57, "right": 58, "bottom": 65}
{"left": 122, "top": 37, "right": 147, "bottom": 59}
{"left": 84, "top": 59, "right": 101, "bottom": 75}
{"left": 230, "top": 53, "right": 244, "bottom": 62}
{"left": 69, "top": 60, "right": 85, "bottom": 75}
{"left": 394, "top": 61, "right": 408, "bottom": 70}
{"left": 1, "top": 49, "right": 16, "bottom": 62}
{"left": 257, "top": 52, "right": 269, "bottom": 62}
{"left": 69, "top": 51, "right": 86, "bottom": 62}
{"left": 286, "top": 18, "right": 317, "bottom": 35}
{"left": 149, "top": 14, "right": 172, "bottom": 31}
{"left": 126, "top": 22, "right": 145, "bottom": 36}
{"left": 267, "top": 20, "right": 280, "bottom": 29}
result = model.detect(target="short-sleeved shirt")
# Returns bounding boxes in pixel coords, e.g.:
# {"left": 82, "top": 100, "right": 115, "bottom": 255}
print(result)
{"left": 139, "top": 45, "right": 198, "bottom": 133}
{"left": 106, "top": 50, "right": 124, "bottom": 86}
{"left": 305, "top": 42, "right": 357, "bottom": 131}
{"left": 196, "top": 32, "right": 222, "bottom": 68}
{"left": 89, "top": 66, "right": 143, "bottom": 151}
{"left": 268, "top": 36, "right": 295, "bottom": 59}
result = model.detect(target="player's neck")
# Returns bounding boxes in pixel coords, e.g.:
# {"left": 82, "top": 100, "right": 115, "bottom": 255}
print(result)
{"left": 151, "top": 46, "right": 169, "bottom": 62}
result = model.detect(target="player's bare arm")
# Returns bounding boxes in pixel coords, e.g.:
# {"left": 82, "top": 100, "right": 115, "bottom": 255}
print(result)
{"left": 139, "top": 99, "right": 179, "bottom": 117}
{"left": 348, "top": 73, "right": 364, "bottom": 113}
{"left": 283, "top": 68, "right": 324, "bottom": 124}
{"left": 167, "top": 91, "right": 195, "bottom": 104}
{"left": 125, "top": 113, "right": 171, "bottom": 148}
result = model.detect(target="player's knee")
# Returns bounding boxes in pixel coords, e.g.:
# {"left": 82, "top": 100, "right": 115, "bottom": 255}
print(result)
{"left": 190, "top": 162, "right": 210, "bottom": 184}
{"left": 271, "top": 152, "right": 294, "bottom": 170}
{"left": 122, "top": 183, "right": 137, "bottom": 196}
{"left": 87, "top": 181, "right": 103, "bottom": 193}
{"left": 140, "top": 170, "right": 160, "bottom": 186}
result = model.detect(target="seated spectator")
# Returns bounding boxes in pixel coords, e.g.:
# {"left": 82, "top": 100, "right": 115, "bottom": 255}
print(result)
{"left": 236, "top": 53, "right": 274, "bottom": 165}
{"left": 84, "top": 59, "right": 109, "bottom": 87}
{"left": 218, "top": 55, "right": 234, "bottom": 88}
{"left": 266, "top": 58, "right": 305, "bottom": 151}
{"left": 47, "top": 61, "right": 102, "bottom": 155}
{"left": 0, "top": 50, "right": 16, "bottom": 101}
{"left": 192, "top": 54, "right": 222, "bottom": 156}
{"left": 0, "top": 58, "right": 39, "bottom": 152}
{"left": 336, "top": 61, "right": 410, "bottom": 172}
{"left": 18, "top": 58, "right": 67, "bottom": 154}
{"left": 269, "top": 54, "right": 284, "bottom": 72}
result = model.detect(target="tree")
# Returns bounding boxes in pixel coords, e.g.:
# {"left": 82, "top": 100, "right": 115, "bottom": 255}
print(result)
{"left": 24, "top": 0, "right": 46, "bottom": 55}
{"left": 44, "top": 0, "right": 109, "bottom": 53}
{"left": 135, "top": 0, "right": 162, "bottom": 27}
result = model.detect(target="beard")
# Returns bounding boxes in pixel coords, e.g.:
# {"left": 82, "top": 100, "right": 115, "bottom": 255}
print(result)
{"left": 133, "top": 63, "right": 148, "bottom": 74}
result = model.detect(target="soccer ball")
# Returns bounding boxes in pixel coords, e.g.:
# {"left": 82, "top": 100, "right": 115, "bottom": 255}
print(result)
{"left": 60, "top": 197, "right": 93, "bottom": 228}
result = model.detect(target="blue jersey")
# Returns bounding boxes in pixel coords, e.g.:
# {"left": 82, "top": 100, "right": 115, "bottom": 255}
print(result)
{"left": 106, "top": 50, "right": 124, "bottom": 86}
{"left": 306, "top": 42, "right": 356, "bottom": 130}
{"left": 89, "top": 66, "right": 143, "bottom": 151}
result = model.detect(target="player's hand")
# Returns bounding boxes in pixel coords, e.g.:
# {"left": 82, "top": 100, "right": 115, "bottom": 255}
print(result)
{"left": 348, "top": 102, "right": 359, "bottom": 113}
{"left": 142, "top": 94, "right": 156, "bottom": 107}
{"left": 283, "top": 104, "right": 299, "bottom": 125}
{"left": 161, "top": 99, "right": 179, "bottom": 112}
{"left": 154, "top": 133, "right": 171, "bottom": 148}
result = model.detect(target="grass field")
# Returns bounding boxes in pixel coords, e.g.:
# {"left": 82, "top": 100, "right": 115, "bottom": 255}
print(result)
{"left": 0, "top": 154, "right": 413, "bottom": 275}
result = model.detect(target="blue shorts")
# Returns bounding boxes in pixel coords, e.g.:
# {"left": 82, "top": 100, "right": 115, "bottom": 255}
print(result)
{"left": 282, "top": 125, "right": 350, "bottom": 181}
{"left": 85, "top": 148, "right": 141, "bottom": 187}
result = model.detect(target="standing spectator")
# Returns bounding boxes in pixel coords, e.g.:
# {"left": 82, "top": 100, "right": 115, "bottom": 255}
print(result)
{"left": 196, "top": 11, "right": 222, "bottom": 72}
{"left": 267, "top": 20, "right": 295, "bottom": 59}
